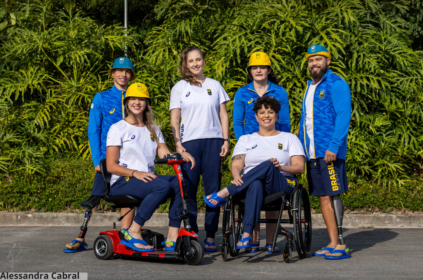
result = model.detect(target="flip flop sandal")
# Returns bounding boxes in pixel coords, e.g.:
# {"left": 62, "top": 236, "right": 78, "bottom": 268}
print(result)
{"left": 324, "top": 247, "right": 351, "bottom": 260}
{"left": 120, "top": 229, "right": 155, "bottom": 252}
{"left": 245, "top": 243, "right": 260, "bottom": 253}
{"left": 204, "top": 239, "right": 217, "bottom": 252}
{"left": 266, "top": 243, "right": 280, "bottom": 253}
{"left": 236, "top": 236, "right": 252, "bottom": 250}
{"left": 63, "top": 239, "right": 88, "bottom": 253}
{"left": 161, "top": 239, "right": 175, "bottom": 251}
{"left": 203, "top": 192, "right": 227, "bottom": 208}
{"left": 314, "top": 247, "right": 335, "bottom": 257}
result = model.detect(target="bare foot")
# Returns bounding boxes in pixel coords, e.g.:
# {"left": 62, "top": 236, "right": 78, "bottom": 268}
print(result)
{"left": 206, "top": 189, "right": 230, "bottom": 205}
{"left": 205, "top": 237, "right": 216, "bottom": 250}
{"left": 237, "top": 233, "right": 251, "bottom": 247}
{"left": 128, "top": 229, "right": 154, "bottom": 250}
{"left": 314, "top": 244, "right": 336, "bottom": 255}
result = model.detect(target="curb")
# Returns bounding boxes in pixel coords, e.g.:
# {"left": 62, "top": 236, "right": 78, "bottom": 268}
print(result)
{"left": 1, "top": 212, "right": 423, "bottom": 227}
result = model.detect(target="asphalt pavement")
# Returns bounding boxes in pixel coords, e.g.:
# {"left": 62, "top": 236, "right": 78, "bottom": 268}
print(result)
{"left": 0, "top": 226, "right": 422, "bottom": 279}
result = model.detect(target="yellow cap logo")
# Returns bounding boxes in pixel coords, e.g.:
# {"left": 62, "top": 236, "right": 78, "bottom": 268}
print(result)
{"left": 137, "top": 84, "right": 143, "bottom": 91}
{"left": 110, "top": 108, "right": 115, "bottom": 114}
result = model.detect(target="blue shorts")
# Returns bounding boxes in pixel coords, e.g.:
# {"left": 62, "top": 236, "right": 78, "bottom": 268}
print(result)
{"left": 307, "top": 158, "right": 348, "bottom": 197}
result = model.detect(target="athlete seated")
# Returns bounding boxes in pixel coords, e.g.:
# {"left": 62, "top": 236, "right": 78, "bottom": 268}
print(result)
{"left": 204, "top": 96, "right": 305, "bottom": 249}
{"left": 107, "top": 82, "right": 195, "bottom": 252}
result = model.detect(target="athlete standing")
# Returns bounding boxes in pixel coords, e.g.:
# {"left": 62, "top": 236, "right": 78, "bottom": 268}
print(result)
{"left": 64, "top": 57, "right": 136, "bottom": 252}
{"left": 170, "top": 47, "right": 230, "bottom": 252}
{"left": 232, "top": 52, "right": 291, "bottom": 253}
{"left": 299, "top": 44, "right": 352, "bottom": 260}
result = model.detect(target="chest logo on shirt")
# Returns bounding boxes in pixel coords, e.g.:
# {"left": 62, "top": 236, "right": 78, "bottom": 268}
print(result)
{"left": 252, "top": 144, "right": 257, "bottom": 149}
{"left": 150, "top": 134, "right": 155, "bottom": 142}
{"left": 319, "top": 90, "right": 325, "bottom": 100}
{"left": 248, "top": 98, "right": 253, "bottom": 104}
{"left": 131, "top": 135, "right": 135, "bottom": 140}
{"left": 207, "top": 89, "right": 212, "bottom": 96}
{"left": 110, "top": 108, "right": 115, "bottom": 114}
{"left": 278, "top": 143, "right": 283, "bottom": 150}
{"left": 186, "top": 91, "right": 190, "bottom": 97}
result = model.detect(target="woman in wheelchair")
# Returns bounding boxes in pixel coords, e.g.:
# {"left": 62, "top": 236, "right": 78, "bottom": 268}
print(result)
{"left": 106, "top": 83, "right": 195, "bottom": 252}
{"left": 204, "top": 96, "right": 305, "bottom": 250}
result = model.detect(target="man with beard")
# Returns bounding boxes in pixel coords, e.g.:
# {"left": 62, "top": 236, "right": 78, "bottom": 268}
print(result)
{"left": 299, "top": 45, "right": 352, "bottom": 260}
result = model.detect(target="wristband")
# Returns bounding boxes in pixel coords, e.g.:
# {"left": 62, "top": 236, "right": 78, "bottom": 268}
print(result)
{"left": 223, "top": 139, "right": 229, "bottom": 142}
{"left": 131, "top": 170, "right": 137, "bottom": 177}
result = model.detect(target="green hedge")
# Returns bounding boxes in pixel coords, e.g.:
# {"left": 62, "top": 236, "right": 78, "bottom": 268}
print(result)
{"left": 0, "top": 156, "right": 421, "bottom": 213}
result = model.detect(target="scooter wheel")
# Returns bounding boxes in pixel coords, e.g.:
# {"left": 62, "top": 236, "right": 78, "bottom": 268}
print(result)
{"left": 222, "top": 244, "right": 228, "bottom": 262}
{"left": 94, "top": 235, "right": 114, "bottom": 260}
{"left": 183, "top": 240, "right": 203, "bottom": 265}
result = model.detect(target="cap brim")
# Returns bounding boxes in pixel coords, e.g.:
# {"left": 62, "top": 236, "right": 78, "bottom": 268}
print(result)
{"left": 305, "top": 52, "right": 331, "bottom": 60}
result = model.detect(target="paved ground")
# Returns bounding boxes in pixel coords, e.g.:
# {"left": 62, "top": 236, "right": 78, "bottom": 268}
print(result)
{"left": 0, "top": 226, "right": 422, "bottom": 279}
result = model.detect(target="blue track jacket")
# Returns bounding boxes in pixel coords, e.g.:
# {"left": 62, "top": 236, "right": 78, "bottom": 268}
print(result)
{"left": 88, "top": 84, "right": 126, "bottom": 167}
{"left": 299, "top": 69, "right": 351, "bottom": 161}
{"left": 233, "top": 81, "right": 290, "bottom": 140}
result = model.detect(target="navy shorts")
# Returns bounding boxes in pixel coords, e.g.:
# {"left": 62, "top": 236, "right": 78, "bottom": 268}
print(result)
{"left": 307, "top": 158, "right": 348, "bottom": 197}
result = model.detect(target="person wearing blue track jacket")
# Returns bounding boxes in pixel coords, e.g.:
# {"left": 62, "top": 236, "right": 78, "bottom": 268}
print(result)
{"left": 232, "top": 52, "right": 291, "bottom": 253}
{"left": 299, "top": 44, "right": 352, "bottom": 260}
{"left": 233, "top": 51, "right": 290, "bottom": 141}
{"left": 64, "top": 57, "right": 136, "bottom": 253}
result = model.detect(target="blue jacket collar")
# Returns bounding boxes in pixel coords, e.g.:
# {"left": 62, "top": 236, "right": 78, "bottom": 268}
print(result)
{"left": 247, "top": 81, "right": 275, "bottom": 94}
{"left": 111, "top": 84, "right": 127, "bottom": 94}
{"left": 307, "top": 69, "right": 333, "bottom": 86}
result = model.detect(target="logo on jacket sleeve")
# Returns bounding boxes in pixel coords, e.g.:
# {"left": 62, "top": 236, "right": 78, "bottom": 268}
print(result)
{"left": 186, "top": 91, "right": 190, "bottom": 97}
{"left": 319, "top": 90, "right": 325, "bottom": 100}
{"left": 150, "top": 134, "right": 155, "bottom": 142}
{"left": 252, "top": 144, "right": 257, "bottom": 149}
{"left": 248, "top": 98, "right": 253, "bottom": 104}
{"left": 207, "top": 89, "right": 212, "bottom": 96}
{"left": 110, "top": 108, "right": 115, "bottom": 114}
{"left": 278, "top": 143, "right": 283, "bottom": 150}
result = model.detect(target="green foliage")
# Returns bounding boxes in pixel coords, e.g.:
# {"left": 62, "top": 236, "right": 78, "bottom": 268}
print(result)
{"left": 0, "top": 0, "right": 422, "bottom": 212}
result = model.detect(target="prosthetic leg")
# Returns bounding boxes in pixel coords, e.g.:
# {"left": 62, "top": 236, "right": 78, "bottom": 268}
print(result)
{"left": 333, "top": 195, "right": 345, "bottom": 245}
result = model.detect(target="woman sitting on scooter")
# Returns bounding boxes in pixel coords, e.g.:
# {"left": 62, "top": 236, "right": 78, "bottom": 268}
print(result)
{"left": 106, "top": 82, "right": 195, "bottom": 252}
{"left": 204, "top": 96, "right": 305, "bottom": 249}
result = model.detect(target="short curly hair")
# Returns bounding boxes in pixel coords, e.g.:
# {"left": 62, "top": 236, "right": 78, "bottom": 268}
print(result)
{"left": 252, "top": 96, "right": 281, "bottom": 113}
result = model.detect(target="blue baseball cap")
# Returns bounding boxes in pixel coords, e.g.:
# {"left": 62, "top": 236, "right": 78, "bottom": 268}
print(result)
{"left": 108, "top": 57, "right": 136, "bottom": 81}
{"left": 305, "top": 44, "right": 331, "bottom": 60}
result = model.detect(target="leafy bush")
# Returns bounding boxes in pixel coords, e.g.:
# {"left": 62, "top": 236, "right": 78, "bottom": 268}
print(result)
{"left": 0, "top": 0, "right": 422, "bottom": 212}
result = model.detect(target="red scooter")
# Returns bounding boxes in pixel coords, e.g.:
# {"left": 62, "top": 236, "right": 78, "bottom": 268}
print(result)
{"left": 93, "top": 153, "right": 204, "bottom": 265}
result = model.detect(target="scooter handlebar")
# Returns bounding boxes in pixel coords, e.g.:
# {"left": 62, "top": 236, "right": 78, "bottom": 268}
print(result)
{"left": 154, "top": 153, "right": 186, "bottom": 164}
{"left": 154, "top": 158, "right": 169, "bottom": 164}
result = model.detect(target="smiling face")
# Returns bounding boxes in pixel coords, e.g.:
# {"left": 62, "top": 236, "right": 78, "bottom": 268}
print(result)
{"left": 307, "top": 55, "right": 330, "bottom": 81}
{"left": 249, "top": 66, "right": 270, "bottom": 83}
{"left": 186, "top": 50, "right": 205, "bottom": 77}
{"left": 255, "top": 105, "right": 278, "bottom": 130}
{"left": 126, "top": 97, "right": 146, "bottom": 117}
{"left": 111, "top": 68, "right": 132, "bottom": 88}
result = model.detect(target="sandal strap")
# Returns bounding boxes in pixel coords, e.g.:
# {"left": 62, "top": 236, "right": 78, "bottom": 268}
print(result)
{"left": 204, "top": 239, "right": 215, "bottom": 246}
{"left": 123, "top": 229, "right": 148, "bottom": 246}
{"left": 71, "top": 240, "right": 86, "bottom": 247}
{"left": 239, "top": 236, "right": 251, "bottom": 243}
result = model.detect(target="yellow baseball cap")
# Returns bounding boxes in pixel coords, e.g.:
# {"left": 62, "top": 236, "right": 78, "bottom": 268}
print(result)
{"left": 248, "top": 52, "right": 272, "bottom": 69}
{"left": 124, "top": 83, "right": 151, "bottom": 104}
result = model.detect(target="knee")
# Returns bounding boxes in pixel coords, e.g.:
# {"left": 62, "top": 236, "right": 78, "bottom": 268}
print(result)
{"left": 248, "top": 181, "right": 263, "bottom": 195}
{"left": 156, "top": 182, "right": 172, "bottom": 197}
{"left": 260, "top": 160, "right": 274, "bottom": 169}
{"left": 319, "top": 196, "right": 332, "bottom": 207}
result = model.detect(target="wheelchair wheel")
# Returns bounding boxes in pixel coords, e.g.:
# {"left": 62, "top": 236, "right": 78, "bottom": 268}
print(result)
{"left": 229, "top": 205, "right": 241, "bottom": 257}
{"left": 283, "top": 242, "right": 293, "bottom": 263}
{"left": 222, "top": 244, "right": 228, "bottom": 261}
{"left": 293, "top": 187, "right": 312, "bottom": 258}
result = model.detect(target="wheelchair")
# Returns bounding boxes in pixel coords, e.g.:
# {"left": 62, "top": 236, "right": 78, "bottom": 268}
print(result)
{"left": 221, "top": 183, "right": 312, "bottom": 263}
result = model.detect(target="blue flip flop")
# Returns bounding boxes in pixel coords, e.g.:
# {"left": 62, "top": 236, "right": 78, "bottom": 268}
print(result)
{"left": 203, "top": 192, "right": 227, "bottom": 208}
{"left": 236, "top": 236, "right": 252, "bottom": 249}
{"left": 161, "top": 240, "right": 175, "bottom": 251}
{"left": 204, "top": 239, "right": 217, "bottom": 252}
{"left": 120, "top": 229, "right": 155, "bottom": 252}
{"left": 324, "top": 247, "right": 351, "bottom": 260}
{"left": 63, "top": 240, "right": 88, "bottom": 253}
{"left": 266, "top": 243, "right": 280, "bottom": 253}
{"left": 314, "top": 247, "right": 335, "bottom": 256}
{"left": 245, "top": 243, "right": 260, "bottom": 253}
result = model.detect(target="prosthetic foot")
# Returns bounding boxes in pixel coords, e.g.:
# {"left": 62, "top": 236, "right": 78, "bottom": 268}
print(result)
{"left": 63, "top": 208, "right": 93, "bottom": 253}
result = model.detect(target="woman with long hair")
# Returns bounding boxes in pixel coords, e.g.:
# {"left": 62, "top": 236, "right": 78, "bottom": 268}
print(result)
{"left": 169, "top": 47, "right": 230, "bottom": 252}
{"left": 232, "top": 52, "right": 291, "bottom": 253}
{"left": 107, "top": 83, "right": 196, "bottom": 252}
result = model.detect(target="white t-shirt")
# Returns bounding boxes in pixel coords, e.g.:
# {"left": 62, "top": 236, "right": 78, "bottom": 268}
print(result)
{"left": 169, "top": 78, "right": 230, "bottom": 143}
{"left": 305, "top": 80, "right": 321, "bottom": 159}
{"left": 107, "top": 120, "right": 165, "bottom": 185}
{"left": 232, "top": 132, "right": 305, "bottom": 177}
